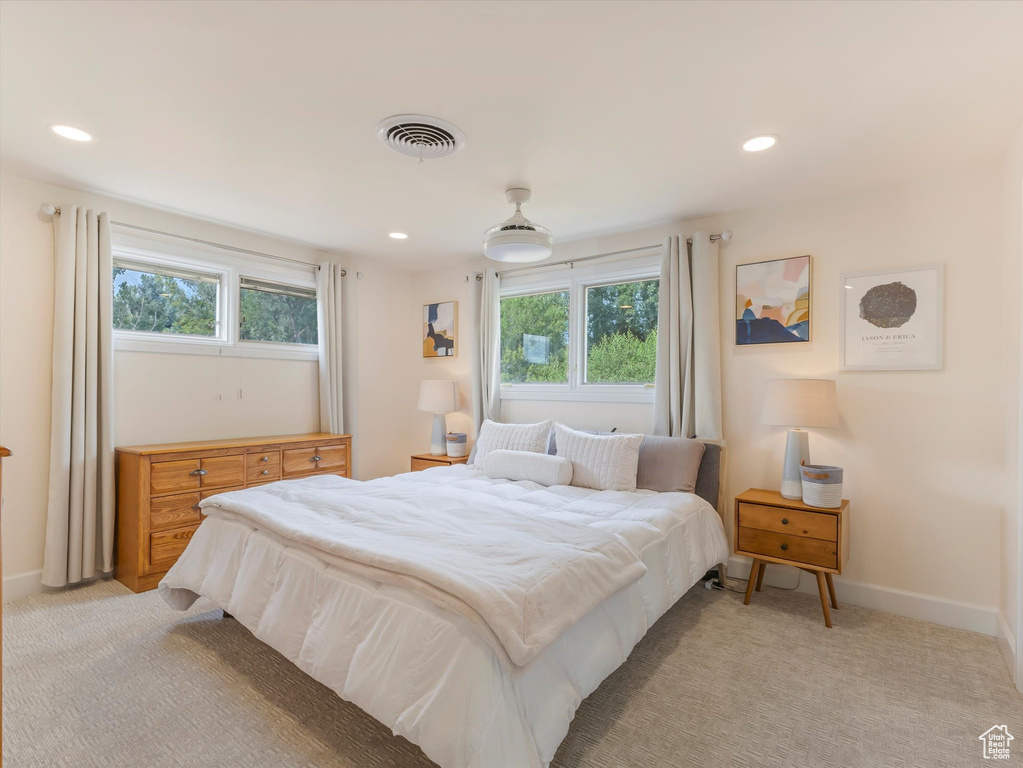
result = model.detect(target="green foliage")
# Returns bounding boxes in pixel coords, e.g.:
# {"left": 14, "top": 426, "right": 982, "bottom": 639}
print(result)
{"left": 585, "top": 280, "right": 659, "bottom": 383}
{"left": 586, "top": 329, "right": 657, "bottom": 383}
{"left": 112, "top": 267, "right": 216, "bottom": 336}
{"left": 240, "top": 288, "right": 317, "bottom": 345}
{"left": 500, "top": 291, "right": 570, "bottom": 383}
{"left": 499, "top": 279, "right": 660, "bottom": 385}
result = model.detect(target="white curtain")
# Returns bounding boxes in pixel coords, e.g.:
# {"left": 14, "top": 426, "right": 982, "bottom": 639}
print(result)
{"left": 652, "top": 232, "right": 722, "bottom": 439}
{"left": 316, "top": 262, "right": 344, "bottom": 433}
{"left": 42, "top": 207, "right": 115, "bottom": 587}
{"left": 470, "top": 268, "right": 501, "bottom": 431}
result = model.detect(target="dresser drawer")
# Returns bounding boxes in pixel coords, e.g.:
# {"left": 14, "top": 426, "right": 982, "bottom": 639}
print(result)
{"left": 200, "top": 454, "right": 245, "bottom": 489}
{"left": 150, "top": 459, "right": 200, "bottom": 495}
{"left": 246, "top": 450, "right": 281, "bottom": 482}
{"left": 282, "top": 444, "right": 347, "bottom": 476}
{"left": 737, "top": 526, "right": 837, "bottom": 570}
{"left": 150, "top": 492, "right": 201, "bottom": 532}
{"left": 150, "top": 525, "right": 198, "bottom": 567}
{"left": 738, "top": 502, "right": 837, "bottom": 541}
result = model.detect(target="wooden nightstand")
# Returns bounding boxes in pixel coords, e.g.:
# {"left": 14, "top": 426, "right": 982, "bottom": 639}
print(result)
{"left": 410, "top": 453, "right": 469, "bottom": 472}
{"left": 735, "top": 488, "right": 849, "bottom": 628}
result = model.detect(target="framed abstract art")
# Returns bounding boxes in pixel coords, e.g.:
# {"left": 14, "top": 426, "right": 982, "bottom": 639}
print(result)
{"left": 423, "top": 301, "right": 457, "bottom": 357}
{"left": 839, "top": 264, "right": 944, "bottom": 371}
{"left": 736, "top": 255, "right": 811, "bottom": 345}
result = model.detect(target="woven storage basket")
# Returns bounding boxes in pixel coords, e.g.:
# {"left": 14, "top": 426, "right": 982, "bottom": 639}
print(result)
{"left": 800, "top": 464, "right": 843, "bottom": 508}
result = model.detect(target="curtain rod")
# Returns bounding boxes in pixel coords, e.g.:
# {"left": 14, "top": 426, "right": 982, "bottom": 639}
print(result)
{"left": 39, "top": 204, "right": 344, "bottom": 276}
{"left": 493, "top": 230, "right": 731, "bottom": 278}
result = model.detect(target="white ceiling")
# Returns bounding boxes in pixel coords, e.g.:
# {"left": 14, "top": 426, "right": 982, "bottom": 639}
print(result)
{"left": 2, "top": 1, "right": 1021, "bottom": 268}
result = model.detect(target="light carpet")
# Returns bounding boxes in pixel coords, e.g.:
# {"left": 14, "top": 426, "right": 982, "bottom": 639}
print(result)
{"left": 3, "top": 579, "right": 1019, "bottom": 767}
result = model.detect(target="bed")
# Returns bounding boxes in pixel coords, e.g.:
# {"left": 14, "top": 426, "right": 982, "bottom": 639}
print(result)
{"left": 159, "top": 439, "right": 729, "bottom": 768}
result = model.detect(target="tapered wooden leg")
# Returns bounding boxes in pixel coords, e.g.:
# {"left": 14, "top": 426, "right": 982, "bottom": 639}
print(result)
{"left": 825, "top": 572, "right": 838, "bottom": 609}
{"left": 815, "top": 571, "right": 833, "bottom": 628}
{"left": 755, "top": 562, "right": 766, "bottom": 592}
{"left": 744, "top": 560, "right": 761, "bottom": 605}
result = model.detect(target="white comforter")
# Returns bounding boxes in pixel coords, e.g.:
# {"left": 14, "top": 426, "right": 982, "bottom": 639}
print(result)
{"left": 176, "top": 473, "right": 647, "bottom": 668}
{"left": 160, "top": 466, "right": 729, "bottom": 768}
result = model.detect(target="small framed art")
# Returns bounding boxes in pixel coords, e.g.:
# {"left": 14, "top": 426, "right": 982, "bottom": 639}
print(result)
{"left": 839, "top": 264, "right": 944, "bottom": 371}
{"left": 423, "top": 301, "right": 457, "bottom": 357}
{"left": 735, "top": 255, "right": 811, "bottom": 345}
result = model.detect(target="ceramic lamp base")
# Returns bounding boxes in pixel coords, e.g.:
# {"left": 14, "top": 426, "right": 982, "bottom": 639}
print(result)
{"left": 430, "top": 412, "right": 448, "bottom": 455}
{"left": 781, "top": 429, "right": 810, "bottom": 499}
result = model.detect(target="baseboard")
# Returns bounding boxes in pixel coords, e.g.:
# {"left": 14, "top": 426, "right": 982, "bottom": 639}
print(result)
{"left": 726, "top": 556, "right": 998, "bottom": 637}
{"left": 995, "top": 610, "right": 1017, "bottom": 684}
{"left": 3, "top": 569, "right": 44, "bottom": 602}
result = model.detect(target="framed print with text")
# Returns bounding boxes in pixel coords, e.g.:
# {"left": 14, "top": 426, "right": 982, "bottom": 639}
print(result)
{"left": 840, "top": 264, "right": 944, "bottom": 371}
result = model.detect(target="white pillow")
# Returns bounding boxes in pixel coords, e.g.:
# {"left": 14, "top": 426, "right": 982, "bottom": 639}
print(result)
{"left": 480, "top": 449, "right": 573, "bottom": 486}
{"left": 553, "top": 423, "right": 643, "bottom": 492}
{"left": 471, "top": 419, "right": 553, "bottom": 468}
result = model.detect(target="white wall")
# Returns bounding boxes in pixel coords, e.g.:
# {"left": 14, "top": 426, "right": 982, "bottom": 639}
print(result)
{"left": 0, "top": 173, "right": 409, "bottom": 595}
{"left": 432, "top": 164, "right": 1011, "bottom": 633}
{"left": 999, "top": 123, "right": 1023, "bottom": 684}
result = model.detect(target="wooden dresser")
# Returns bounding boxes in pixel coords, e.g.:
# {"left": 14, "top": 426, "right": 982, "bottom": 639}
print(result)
{"left": 115, "top": 433, "right": 351, "bottom": 593}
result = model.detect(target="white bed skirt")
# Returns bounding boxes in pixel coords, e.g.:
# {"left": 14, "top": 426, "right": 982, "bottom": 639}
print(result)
{"left": 160, "top": 499, "right": 727, "bottom": 768}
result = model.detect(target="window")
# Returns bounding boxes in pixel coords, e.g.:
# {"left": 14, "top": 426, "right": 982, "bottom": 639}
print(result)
{"left": 585, "top": 279, "right": 659, "bottom": 384}
{"left": 500, "top": 290, "right": 569, "bottom": 383}
{"left": 239, "top": 277, "right": 318, "bottom": 345}
{"left": 111, "top": 235, "right": 319, "bottom": 360}
{"left": 499, "top": 253, "right": 660, "bottom": 402}
{"left": 113, "top": 261, "right": 221, "bottom": 338}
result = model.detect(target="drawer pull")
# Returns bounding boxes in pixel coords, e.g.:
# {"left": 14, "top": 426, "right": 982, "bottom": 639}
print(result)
{"left": 781, "top": 518, "right": 789, "bottom": 525}
{"left": 261, "top": 469, "right": 269, "bottom": 475}
{"left": 310, "top": 455, "right": 322, "bottom": 462}
{"left": 261, "top": 456, "right": 269, "bottom": 462}
{"left": 189, "top": 469, "right": 209, "bottom": 476}
{"left": 191, "top": 503, "right": 200, "bottom": 510}
{"left": 780, "top": 543, "right": 789, "bottom": 551}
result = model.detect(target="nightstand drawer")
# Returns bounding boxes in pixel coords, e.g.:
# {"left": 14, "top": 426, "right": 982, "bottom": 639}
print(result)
{"left": 737, "top": 526, "right": 838, "bottom": 570}
{"left": 738, "top": 502, "right": 837, "bottom": 541}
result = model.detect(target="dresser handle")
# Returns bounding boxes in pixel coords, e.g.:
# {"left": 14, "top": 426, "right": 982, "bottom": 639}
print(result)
{"left": 781, "top": 518, "right": 789, "bottom": 525}
{"left": 189, "top": 469, "right": 208, "bottom": 476}
{"left": 780, "top": 543, "right": 789, "bottom": 551}
{"left": 261, "top": 456, "right": 269, "bottom": 462}
{"left": 261, "top": 469, "right": 269, "bottom": 475}
{"left": 191, "top": 503, "right": 200, "bottom": 510}
{"left": 310, "top": 455, "right": 322, "bottom": 462}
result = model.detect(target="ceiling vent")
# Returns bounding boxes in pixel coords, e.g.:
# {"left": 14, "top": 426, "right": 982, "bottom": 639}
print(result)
{"left": 376, "top": 114, "right": 466, "bottom": 160}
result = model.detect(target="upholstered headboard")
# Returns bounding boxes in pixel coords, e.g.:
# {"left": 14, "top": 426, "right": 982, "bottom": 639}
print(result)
{"left": 694, "top": 439, "right": 726, "bottom": 519}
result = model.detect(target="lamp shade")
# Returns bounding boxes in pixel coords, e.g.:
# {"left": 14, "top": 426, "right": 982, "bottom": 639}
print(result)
{"left": 761, "top": 379, "right": 839, "bottom": 428}
{"left": 418, "top": 380, "right": 458, "bottom": 413}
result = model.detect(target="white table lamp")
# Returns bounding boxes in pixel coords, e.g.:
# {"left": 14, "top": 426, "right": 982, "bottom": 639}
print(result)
{"left": 418, "top": 380, "right": 458, "bottom": 456}
{"left": 761, "top": 379, "right": 839, "bottom": 499}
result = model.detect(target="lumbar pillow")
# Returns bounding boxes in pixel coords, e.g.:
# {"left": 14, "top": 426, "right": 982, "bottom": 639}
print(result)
{"left": 553, "top": 423, "right": 643, "bottom": 492}
{"left": 635, "top": 436, "right": 707, "bottom": 493}
{"left": 480, "top": 449, "right": 573, "bottom": 486}
{"left": 471, "top": 419, "right": 553, "bottom": 467}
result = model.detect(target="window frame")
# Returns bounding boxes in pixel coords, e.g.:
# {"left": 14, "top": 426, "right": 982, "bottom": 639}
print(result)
{"left": 499, "top": 252, "right": 660, "bottom": 403}
{"left": 112, "top": 233, "right": 319, "bottom": 361}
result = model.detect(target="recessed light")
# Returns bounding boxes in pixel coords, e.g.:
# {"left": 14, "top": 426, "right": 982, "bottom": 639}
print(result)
{"left": 50, "top": 124, "right": 92, "bottom": 142}
{"left": 389, "top": 232, "right": 408, "bottom": 240}
{"left": 742, "top": 134, "right": 777, "bottom": 152}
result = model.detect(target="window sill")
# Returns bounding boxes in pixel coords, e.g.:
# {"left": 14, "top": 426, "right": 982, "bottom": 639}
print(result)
{"left": 114, "top": 335, "right": 318, "bottom": 361}
{"left": 500, "top": 385, "right": 654, "bottom": 404}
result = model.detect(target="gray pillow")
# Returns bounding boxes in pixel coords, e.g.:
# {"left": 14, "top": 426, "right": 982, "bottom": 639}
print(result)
{"left": 635, "top": 436, "right": 706, "bottom": 493}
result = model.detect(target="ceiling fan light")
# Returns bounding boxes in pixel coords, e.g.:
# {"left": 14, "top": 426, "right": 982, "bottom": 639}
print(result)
{"left": 483, "top": 188, "right": 553, "bottom": 263}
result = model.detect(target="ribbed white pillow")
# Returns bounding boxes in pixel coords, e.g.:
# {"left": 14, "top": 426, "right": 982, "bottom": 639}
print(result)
{"left": 554, "top": 423, "right": 643, "bottom": 491}
{"left": 471, "top": 419, "right": 553, "bottom": 468}
{"left": 479, "top": 449, "right": 573, "bottom": 486}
